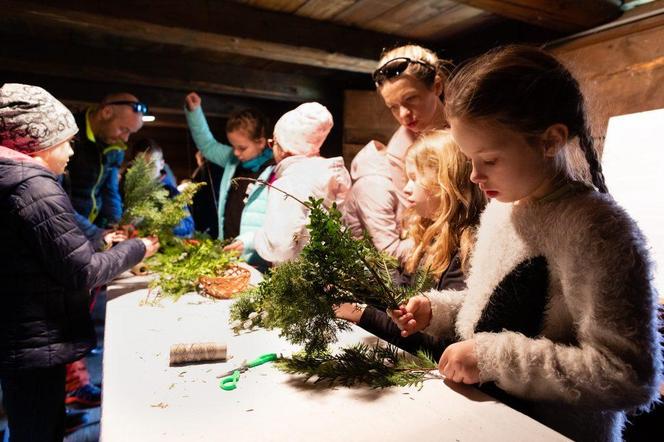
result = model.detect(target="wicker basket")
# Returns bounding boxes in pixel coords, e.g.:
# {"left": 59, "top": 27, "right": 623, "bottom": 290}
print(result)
{"left": 198, "top": 265, "right": 251, "bottom": 299}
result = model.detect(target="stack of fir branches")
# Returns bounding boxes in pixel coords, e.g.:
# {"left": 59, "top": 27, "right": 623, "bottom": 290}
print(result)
{"left": 230, "top": 193, "right": 436, "bottom": 388}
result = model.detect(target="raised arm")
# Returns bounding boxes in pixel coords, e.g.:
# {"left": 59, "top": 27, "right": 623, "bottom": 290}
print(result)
{"left": 184, "top": 92, "right": 234, "bottom": 167}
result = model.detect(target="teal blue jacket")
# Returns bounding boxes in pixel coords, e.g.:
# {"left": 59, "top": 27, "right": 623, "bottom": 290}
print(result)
{"left": 185, "top": 106, "right": 272, "bottom": 264}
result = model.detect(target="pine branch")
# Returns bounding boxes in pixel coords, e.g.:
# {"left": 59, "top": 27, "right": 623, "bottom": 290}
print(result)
{"left": 147, "top": 236, "right": 239, "bottom": 300}
{"left": 275, "top": 343, "right": 439, "bottom": 389}
{"left": 229, "top": 179, "right": 435, "bottom": 354}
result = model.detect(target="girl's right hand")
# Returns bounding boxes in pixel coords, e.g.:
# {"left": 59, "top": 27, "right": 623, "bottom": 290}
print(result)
{"left": 389, "top": 295, "right": 432, "bottom": 337}
{"left": 185, "top": 92, "right": 202, "bottom": 111}
{"left": 140, "top": 236, "right": 160, "bottom": 259}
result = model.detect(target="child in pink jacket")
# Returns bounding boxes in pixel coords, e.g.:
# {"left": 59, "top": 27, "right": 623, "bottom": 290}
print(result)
{"left": 254, "top": 102, "right": 351, "bottom": 264}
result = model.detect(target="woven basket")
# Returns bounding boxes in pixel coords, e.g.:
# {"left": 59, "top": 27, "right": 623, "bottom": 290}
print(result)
{"left": 198, "top": 265, "right": 251, "bottom": 299}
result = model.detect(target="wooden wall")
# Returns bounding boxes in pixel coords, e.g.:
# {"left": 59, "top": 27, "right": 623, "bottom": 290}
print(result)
{"left": 342, "top": 90, "right": 399, "bottom": 168}
{"left": 551, "top": 1, "right": 664, "bottom": 153}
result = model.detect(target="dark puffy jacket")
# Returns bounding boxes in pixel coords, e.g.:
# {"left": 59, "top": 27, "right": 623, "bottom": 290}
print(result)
{"left": 0, "top": 156, "right": 145, "bottom": 372}
{"left": 64, "top": 111, "right": 125, "bottom": 228}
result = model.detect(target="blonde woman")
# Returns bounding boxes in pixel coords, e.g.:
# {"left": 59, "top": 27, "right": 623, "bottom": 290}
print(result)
{"left": 344, "top": 45, "right": 451, "bottom": 264}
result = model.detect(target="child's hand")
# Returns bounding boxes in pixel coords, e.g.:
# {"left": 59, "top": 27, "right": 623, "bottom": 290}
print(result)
{"left": 103, "top": 229, "right": 128, "bottom": 246}
{"left": 333, "top": 303, "right": 365, "bottom": 323}
{"left": 223, "top": 240, "right": 244, "bottom": 252}
{"left": 185, "top": 92, "right": 202, "bottom": 111}
{"left": 388, "top": 295, "right": 432, "bottom": 337}
{"left": 439, "top": 339, "right": 479, "bottom": 384}
{"left": 140, "top": 236, "right": 160, "bottom": 259}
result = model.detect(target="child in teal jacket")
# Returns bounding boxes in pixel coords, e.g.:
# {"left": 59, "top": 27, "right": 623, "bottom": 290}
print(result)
{"left": 184, "top": 92, "right": 273, "bottom": 266}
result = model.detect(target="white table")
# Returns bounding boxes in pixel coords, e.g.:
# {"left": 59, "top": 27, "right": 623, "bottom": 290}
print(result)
{"left": 101, "top": 276, "right": 569, "bottom": 441}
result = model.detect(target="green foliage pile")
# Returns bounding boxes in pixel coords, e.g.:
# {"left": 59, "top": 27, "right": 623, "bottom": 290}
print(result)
{"left": 122, "top": 153, "right": 204, "bottom": 238}
{"left": 147, "top": 235, "right": 239, "bottom": 300}
{"left": 230, "top": 197, "right": 433, "bottom": 354}
{"left": 276, "top": 344, "right": 439, "bottom": 389}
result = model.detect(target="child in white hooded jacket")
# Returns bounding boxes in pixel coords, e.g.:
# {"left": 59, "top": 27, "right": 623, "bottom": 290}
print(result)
{"left": 254, "top": 102, "right": 351, "bottom": 264}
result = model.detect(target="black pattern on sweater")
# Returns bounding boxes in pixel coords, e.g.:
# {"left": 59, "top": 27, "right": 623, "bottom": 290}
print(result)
{"left": 474, "top": 255, "right": 549, "bottom": 338}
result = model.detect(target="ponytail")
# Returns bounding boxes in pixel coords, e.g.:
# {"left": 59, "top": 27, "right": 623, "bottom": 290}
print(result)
{"left": 577, "top": 115, "right": 608, "bottom": 193}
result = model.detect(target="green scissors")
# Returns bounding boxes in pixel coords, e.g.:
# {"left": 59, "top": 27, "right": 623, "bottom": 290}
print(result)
{"left": 219, "top": 353, "right": 278, "bottom": 391}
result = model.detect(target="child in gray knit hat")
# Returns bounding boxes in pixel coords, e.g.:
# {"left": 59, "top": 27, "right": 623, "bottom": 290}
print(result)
{"left": 0, "top": 83, "right": 158, "bottom": 441}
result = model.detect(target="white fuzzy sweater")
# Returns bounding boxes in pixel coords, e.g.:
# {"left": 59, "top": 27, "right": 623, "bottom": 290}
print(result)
{"left": 424, "top": 185, "right": 662, "bottom": 441}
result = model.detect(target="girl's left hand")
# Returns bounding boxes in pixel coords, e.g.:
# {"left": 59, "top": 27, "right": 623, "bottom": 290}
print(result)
{"left": 223, "top": 240, "right": 244, "bottom": 252}
{"left": 439, "top": 339, "right": 480, "bottom": 384}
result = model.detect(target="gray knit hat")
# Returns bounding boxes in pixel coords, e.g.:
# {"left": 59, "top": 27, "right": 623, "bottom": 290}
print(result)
{"left": 0, "top": 83, "right": 78, "bottom": 155}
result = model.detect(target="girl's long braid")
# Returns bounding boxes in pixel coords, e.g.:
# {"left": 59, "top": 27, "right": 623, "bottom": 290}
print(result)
{"left": 574, "top": 93, "right": 609, "bottom": 193}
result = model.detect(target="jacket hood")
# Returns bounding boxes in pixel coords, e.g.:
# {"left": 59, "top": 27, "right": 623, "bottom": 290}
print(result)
{"left": 349, "top": 140, "right": 392, "bottom": 180}
{"left": 0, "top": 145, "right": 54, "bottom": 193}
{"left": 274, "top": 154, "right": 350, "bottom": 205}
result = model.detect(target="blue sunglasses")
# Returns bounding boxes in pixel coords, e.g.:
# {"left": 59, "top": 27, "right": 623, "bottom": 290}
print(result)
{"left": 105, "top": 100, "right": 148, "bottom": 114}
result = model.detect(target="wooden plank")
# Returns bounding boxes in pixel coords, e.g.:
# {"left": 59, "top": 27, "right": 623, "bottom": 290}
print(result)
{"left": 547, "top": 7, "right": 664, "bottom": 52}
{"left": 406, "top": 4, "right": 489, "bottom": 40}
{"left": 1, "top": 0, "right": 401, "bottom": 73}
{"left": 551, "top": 16, "right": 664, "bottom": 147}
{"left": 450, "top": 0, "right": 623, "bottom": 32}
{"left": 237, "top": 0, "right": 308, "bottom": 12}
{"left": 0, "top": 72, "right": 294, "bottom": 121}
{"left": 343, "top": 90, "right": 399, "bottom": 146}
{"left": 295, "top": 0, "right": 360, "bottom": 20}
{"left": 366, "top": 0, "right": 463, "bottom": 34}
{"left": 0, "top": 38, "right": 332, "bottom": 102}
{"left": 0, "top": 3, "right": 373, "bottom": 74}
{"left": 333, "top": 0, "right": 407, "bottom": 27}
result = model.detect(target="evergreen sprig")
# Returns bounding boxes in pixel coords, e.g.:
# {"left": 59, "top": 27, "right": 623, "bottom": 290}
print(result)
{"left": 122, "top": 153, "right": 204, "bottom": 238}
{"left": 275, "top": 344, "right": 439, "bottom": 389}
{"left": 147, "top": 235, "right": 238, "bottom": 300}
{"left": 229, "top": 180, "right": 434, "bottom": 354}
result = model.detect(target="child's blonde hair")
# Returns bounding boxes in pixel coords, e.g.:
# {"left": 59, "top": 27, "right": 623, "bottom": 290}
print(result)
{"left": 404, "top": 130, "right": 486, "bottom": 277}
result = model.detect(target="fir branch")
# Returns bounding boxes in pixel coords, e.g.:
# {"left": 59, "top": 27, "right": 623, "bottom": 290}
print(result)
{"left": 147, "top": 236, "right": 239, "bottom": 300}
{"left": 229, "top": 179, "right": 435, "bottom": 354}
{"left": 275, "top": 344, "right": 439, "bottom": 389}
{"left": 122, "top": 153, "right": 204, "bottom": 238}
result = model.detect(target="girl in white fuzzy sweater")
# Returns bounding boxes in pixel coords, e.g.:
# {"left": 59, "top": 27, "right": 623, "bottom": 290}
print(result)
{"left": 391, "top": 45, "right": 662, "bottom": 441}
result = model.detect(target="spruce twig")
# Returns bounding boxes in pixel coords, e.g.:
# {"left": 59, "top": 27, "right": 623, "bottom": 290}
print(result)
{"left": 275, "top": 343, "right": 440, "bottom": 389}
{"left": 229, "top": 178, "right": 435, "bottom": 355}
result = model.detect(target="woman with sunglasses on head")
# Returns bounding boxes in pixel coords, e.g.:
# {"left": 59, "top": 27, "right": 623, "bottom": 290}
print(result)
{"left": 344, "top": 45, "right": 450, "bottom": 264}
{"left": 184, "top": 92, "right": 274, "bottom": 268}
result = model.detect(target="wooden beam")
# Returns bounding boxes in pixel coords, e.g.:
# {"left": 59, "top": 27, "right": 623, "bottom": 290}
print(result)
{"left": 1, "top": 0, "right": 396, "bottom": 73}
{"left": 0, "top": 35, "right": 334, "bottom": 102}
{"left": 450, "top": 0, "right": 623, "bottom": 33}
{"left": 0, "top": 72, "right": 295, "bottom": 122}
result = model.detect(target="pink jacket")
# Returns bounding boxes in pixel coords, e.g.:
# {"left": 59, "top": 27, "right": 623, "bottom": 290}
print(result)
{"left": 254, "top": 155, "right": 351, "bottom": 264}
{"left": 342, "top": 126, "right": 415, "bottom": 264}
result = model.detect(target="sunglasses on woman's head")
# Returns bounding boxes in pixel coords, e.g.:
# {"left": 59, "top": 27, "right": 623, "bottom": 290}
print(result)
{"left": 104, "top": 100, "right": 149, "bottom": 114}
{"left": 372, "top": 57, "right": 436, "bottom": 86}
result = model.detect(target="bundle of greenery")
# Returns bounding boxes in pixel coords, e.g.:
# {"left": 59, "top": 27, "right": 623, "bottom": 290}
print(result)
{"left": 276, "top": 344, "right": 439, "bottom": 389}
{"left": 123, "top": 154, "right": 239, "bottom": 301}
{"left": 121, "top": 153, "right": 203, "bottom": 239}
{"left": 230, "top": 192, "right": 436, "bottom": 387}
{"left": 147, "top": 235, "right": 239, "bottom": 300}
